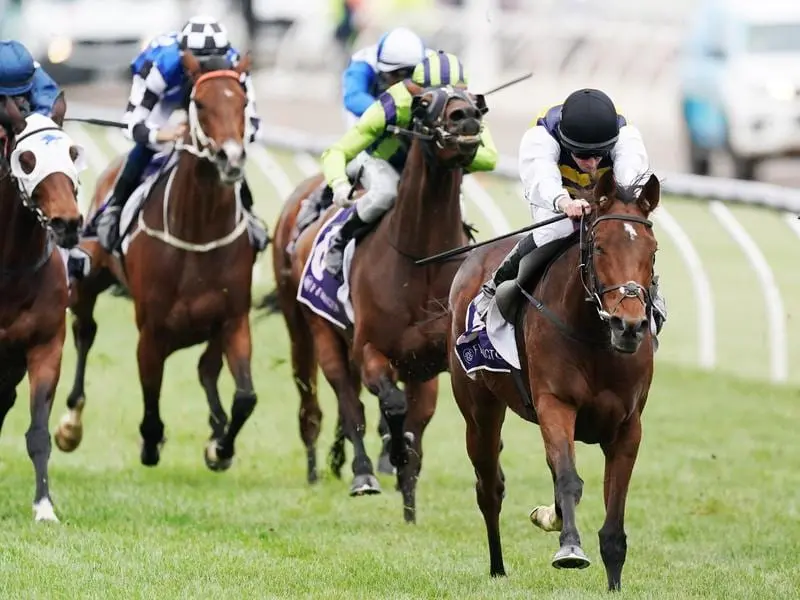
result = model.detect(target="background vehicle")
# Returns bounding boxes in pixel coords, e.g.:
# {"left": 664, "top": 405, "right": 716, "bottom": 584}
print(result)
{"left": 679, "top": 0, "right": 800, "bottom": 180}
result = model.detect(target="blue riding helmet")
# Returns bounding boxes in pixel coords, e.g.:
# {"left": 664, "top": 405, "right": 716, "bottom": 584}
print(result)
{"left": 0, "top": 41, "right": 37, "bottom": 96}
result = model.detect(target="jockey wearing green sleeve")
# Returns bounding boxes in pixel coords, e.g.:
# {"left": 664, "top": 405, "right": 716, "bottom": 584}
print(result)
{"left": 321, "top": 50, "right": 498, "bottom": 276}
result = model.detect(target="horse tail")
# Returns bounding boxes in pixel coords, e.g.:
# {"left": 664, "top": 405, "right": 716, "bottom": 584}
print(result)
{"left": 255, "top": 287, "right": 281, "bottom": 314}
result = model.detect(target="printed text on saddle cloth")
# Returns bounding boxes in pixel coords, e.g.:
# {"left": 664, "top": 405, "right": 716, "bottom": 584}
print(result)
{"left": 296, "top": 207, "right": 355, "bottom": 330}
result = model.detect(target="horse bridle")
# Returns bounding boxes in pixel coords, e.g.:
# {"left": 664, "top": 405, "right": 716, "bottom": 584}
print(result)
{"left": 180, "top": 69, "right": 246, "bottom": 166}
{"left": 579, "top": 209, "right": 655, "bottom": 323}
{"left": 1, "top": 126, "right": 71, "bottom": 229}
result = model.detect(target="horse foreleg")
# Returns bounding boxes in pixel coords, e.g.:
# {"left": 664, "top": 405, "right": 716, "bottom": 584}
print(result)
{"left": 533, "top": 392, "right": 589, "bottom": 570}
{"left": 311, "top": 319, "right": 378, "bottom": 495}
{"left": 26, "top": 336, "right": 64, "bottom": 522}
{"left": 210, "top": 315, "right": 257, "bottom": 471}
{"left": 376, "top": 412, "right": 394, "bottom": 475}
{"left": 397, "top": 378, "right": 438, "bottom": 524}
{"left": 56, "top": 276, "right": 106, "bottom": 453}
{"left": 360, "top": 343, "right": 407, "bottom": 473}
{"left": 288, "top": 309, "right": 322, "bottom": 483}
{"left": 598, "top": 414, "right": 642, "bottom": 591}
{"left": 198, "top": 336, "right": 229, "bottom": 467}
{"left": 137, "top": 329, "right": 167, "bottom": 467}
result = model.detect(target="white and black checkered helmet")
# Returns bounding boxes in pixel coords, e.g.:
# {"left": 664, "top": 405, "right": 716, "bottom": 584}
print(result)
{"left": 178, "top": 15, "right": 230, "bottom": 57}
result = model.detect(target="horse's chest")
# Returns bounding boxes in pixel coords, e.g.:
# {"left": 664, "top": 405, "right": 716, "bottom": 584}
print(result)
{"left": 164, "top": 289, "right": 235, "bottom": 332}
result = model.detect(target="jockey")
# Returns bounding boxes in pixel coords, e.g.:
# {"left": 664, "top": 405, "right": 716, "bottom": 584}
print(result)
{"left": 0, "top": 41, "right": 63, "bottom": 121}
{"left": 95, "top": 15, "right": 269, "bottom": 254}
{"left": 321, "top": 51, "right": 498, "bottom": 277}
{"left": 474, "top": 88, "right": 667, "bottom": 337}
{"left": 341, "top": 26, "right": 427, "bottom": 128}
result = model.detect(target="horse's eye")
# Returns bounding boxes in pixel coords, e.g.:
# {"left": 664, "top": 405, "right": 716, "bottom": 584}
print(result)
{"left": 595, "top": 245, "right": 604, "bottom": 254}
{"left": 195, "top": 101, "right": 205, "bottom": 111}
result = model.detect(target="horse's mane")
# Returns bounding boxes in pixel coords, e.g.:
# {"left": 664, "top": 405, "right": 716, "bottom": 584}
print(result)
{"left": 575, "top": 170, "right": 653, "bottom": 207}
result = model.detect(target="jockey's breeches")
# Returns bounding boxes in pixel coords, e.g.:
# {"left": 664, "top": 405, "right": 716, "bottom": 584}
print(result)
{"left": 345, "top": 152, "right": 399, "bottom": 222}
{"left": 529, "top": 204, "right": 575, "bottom": 247}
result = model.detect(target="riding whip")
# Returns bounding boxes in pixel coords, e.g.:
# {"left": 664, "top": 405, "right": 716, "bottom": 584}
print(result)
{"left": 414, "top": 213, "right": 568, "bottom": 266}
{"left": 64, "top": 117, "right": 127, "bottom": 129}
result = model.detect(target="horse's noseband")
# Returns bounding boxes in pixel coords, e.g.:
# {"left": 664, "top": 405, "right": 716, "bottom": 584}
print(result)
{"left": 579, "top": 212, "right": 654, "bottom": 322}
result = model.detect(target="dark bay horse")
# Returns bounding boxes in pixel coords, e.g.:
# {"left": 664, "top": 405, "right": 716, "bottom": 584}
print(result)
{"left": 54, "top": 51, "right": 258, "bottom": 471}
{"left": 448, "top": 170, "right": 660, "bottom": 590}
{"left": 275, "top": 85, "right": 488, "bottom": 521}
{"left": 0, "top": 100, "right": 86, "bottom": 521}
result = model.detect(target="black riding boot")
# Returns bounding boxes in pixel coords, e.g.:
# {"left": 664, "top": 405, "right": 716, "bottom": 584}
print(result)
{"left": 96, "top": 170, "right": 140, "bottom": 252}
{"left": 240, "top": 179, "right": 270, "bottom": 252}
{"left": 325, "top": 210, "right": 368, "bottom": 278}
{"left": 476, "top": 233, "right": 537, "bottom": 315}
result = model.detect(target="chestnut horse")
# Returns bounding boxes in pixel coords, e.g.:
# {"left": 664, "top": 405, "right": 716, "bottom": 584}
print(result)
{"left": 54, "top": 52, "right": 258, "bottom": 471}
{"left": 274, "top": 85, "right": 488, "bottom": 522}
{"left": 448, "top": 170, "right": 660, "bottom": 590}
{"left": 0, "top": 100, "right": 86, "bottom": 521}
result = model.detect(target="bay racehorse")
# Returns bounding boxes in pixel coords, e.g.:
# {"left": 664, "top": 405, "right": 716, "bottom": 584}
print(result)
{"left": 448, "top": 170, "right": 660, "bottom": 590}
{"left": 54, "top": 51, "right": 259, "bottom": 471}
{"left": 268, "top": 173, "right": 395, "bottom": 485}
{"left": 273, "top": 85, "right": 488, "bottom": 521}
{"left": 0, "top": 99, "right": 86, "bottom": 521}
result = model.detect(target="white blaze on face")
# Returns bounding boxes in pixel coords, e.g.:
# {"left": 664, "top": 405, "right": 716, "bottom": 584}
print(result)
{"left": 623, "top": 222, "right": 638, "bottom": 241}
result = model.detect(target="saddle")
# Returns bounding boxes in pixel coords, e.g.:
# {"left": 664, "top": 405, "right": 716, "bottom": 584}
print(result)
{"left": 495, "top": 230, "right": 580, "bottom": 324}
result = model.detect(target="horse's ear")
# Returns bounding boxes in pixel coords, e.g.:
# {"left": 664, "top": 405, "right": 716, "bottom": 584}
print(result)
{"left": 472, "top": 93, "right": 489, "bottom": 116}
{"left": 638, "top": 173, "right": 661, "bottom": 215}
{"left": 234, "top": 52, "right": 252, "bottom": 76}
{"left": 411, "top": 94, "right": 430, "bottom": 121}
{"left": 50, "top": 91, "right": 66, "bottom": 127}
{"left": 595, "top": 168, "right": 616, "bottom": 206}
{"left": 4, "top": 97, "right": 26, "bottom": 135}
{"left": 182, "top": 51, "right": 202, "bottom": 82}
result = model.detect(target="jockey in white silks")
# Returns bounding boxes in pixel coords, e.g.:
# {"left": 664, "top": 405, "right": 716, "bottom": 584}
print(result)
{"left": 474, "top": 88, "right": 667, "bottom": 343}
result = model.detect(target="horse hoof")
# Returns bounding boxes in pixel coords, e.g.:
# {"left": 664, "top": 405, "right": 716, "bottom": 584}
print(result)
{"left": 349, "top": 474, "right": 381, "bottom": 496}
{"left": 140, "top": 438, "right": 165, "bottom": 467}
{"left": 53, "top": 399, "right": 85, "bottom": 453}
{"left": 33, "top": 498, "right": 59, "bottom": 523}
{"left": 552, "top": 545, "right": 591, "bottom": 570}
{"left": 530, "top": 504, "right": 562, "bottom": 532}
{"left": 204, "top": 439, "right": 233, "bottom": 472}
{"left": 54, "top": 419, "right": 83, "bottom": 453}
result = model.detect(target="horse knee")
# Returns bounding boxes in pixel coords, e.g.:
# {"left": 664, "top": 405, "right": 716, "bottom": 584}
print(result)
{"left": 25, "top": 425, "right": 51, "bottom": 458}
{"left": 371, "top": 376, "right": 406, "bottom": 417}
{"left": 556, "top": 469, "right": 583, "bottom": 504}
{"left": 232, "top": 390, "right": 257, "bottom": 423}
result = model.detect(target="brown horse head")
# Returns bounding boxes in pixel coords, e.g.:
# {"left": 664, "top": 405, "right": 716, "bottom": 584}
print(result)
{"left": 181, "top": 50, "right": 251, "bottom": 184}
{"left": 4, "top": 98, "right": 84, "bottom": 248}
{"left": 407, "top": 82, "right": 488, "bottom": 168}
{"left": 581, "top": 170, "right": 660, "bottom": 353}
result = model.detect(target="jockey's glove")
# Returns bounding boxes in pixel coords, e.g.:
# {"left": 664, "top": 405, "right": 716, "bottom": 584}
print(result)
{"left": 332, "top": 181, "right": 354, "bottom": 208}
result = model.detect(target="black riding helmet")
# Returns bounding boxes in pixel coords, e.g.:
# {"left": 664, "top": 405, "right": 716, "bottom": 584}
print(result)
{"left": 557, "top": 89, "right": 620, "bottom": 158}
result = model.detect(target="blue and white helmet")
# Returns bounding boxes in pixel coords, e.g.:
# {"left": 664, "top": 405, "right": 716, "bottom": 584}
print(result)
{"left": 376, "top": 27, "right": 425, "bottom": 73}
{"left": 178, "top": 15, "right": 230, "bottom": 57}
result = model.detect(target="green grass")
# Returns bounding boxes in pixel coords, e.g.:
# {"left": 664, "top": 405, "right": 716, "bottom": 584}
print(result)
{"left": 0, "top": 294, "right": 799, "bottom": 599}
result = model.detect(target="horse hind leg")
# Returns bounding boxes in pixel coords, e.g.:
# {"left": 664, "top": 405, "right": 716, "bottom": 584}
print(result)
{"left": 289, "top": 309, "right": 322, "bottom": 484}
{"left": 598, "top": 415, "right": 643, "bottom": 591}
{"left": 534, "top": 392, "right": 589, "bottom": 570}
{"left": 55, "top": 274, "right": 109, "bottom": 452}
{"left": 376, "top": 412, "right": 394, "bottom": 475}
{"left": 198, "top": 336, "right": 230, "bottom": 470}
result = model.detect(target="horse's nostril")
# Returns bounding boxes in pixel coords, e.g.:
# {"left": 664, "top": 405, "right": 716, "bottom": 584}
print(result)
{"left": 609, "top": 315, "right": 624, "bottom": 331}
